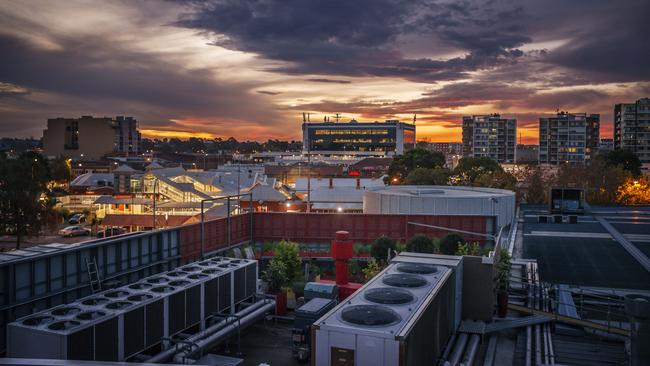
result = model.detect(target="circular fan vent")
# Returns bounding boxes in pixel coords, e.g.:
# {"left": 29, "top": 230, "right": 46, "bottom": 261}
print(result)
{"left": 202, "top": 268, "right": 222, "bottom": 275}
{"left": 188, "top": 273, "right": 209, "bottom": 280}
{"left": 181, "top": 266, "right": 201, "bottom": 272}
{"left": 128, "top": 283, "right": 152, "bottom": 290}
{"left": 217, "top": 263, "right": 237, "bottom": 268}
{"left": 210, "top": 257, "right": 228, "bottom": 263}
{"left": 169, "top": 280, "right": 190, "bottom": 287}
{"left": 51, "top": 307, "right": 81, "bottom": 316}
{"left": 229, "top": 259, "right": 243, "bottom": 263}
{"left": 197, "top": 261, "right": 212, "bottom": 266}
{"left": 48, "top": 320, "right": 80, "bottom": 331}
{"left": 146, "top": 277, "right": 169, "bottom": 284}
{"left": 340, "top": 305, "right": 400, "bottom": 326}
{"left": 166, "top": 271, "right": 187, "bottom": 277}
{"left": 104, "top": 290, "right": 129, "bottom": 298}
{"left": 105, "top": 301, "right": 133, "bottom": 310}
{"left": 76, "top": 311, "right": 106, "bottom": 321}
{"left": 382, "top": 274, "right": 427, "bottom": 288}
{"left": 396, "top": 263, "right": 438, "bottom": 275}
{"left": 364, "top": 288, "right": 414, "bottom": 305}
{"left": 151, "top": 286, "right": 175, "bottom": 293}
{"left": 22, "top": 315, "right": 55, "bottom": 326}
{"left": 128, "top": 294, "right": 153, "bottom": 302}
{"left": 81, "top": 297, "right": 109, "bottom": 306}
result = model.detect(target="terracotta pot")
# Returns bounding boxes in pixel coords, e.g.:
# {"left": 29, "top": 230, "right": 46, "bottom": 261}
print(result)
{"left": 274, "top": 291, "right": 287, "bottom": 316}
{"left": 497, "top": 290, "right": 508, "bottom": 318}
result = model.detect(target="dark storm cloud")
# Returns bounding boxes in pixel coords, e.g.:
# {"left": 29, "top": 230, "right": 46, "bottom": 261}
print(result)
{"left": 179, "top": 0, "right": 531, "bottom": 82}
{"left": 306, "top": 79, "right": 352, "bottom": 84}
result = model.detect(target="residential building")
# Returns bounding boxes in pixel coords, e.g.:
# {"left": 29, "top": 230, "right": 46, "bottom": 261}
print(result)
{"left": 614, "top": 98, "right": 650, "bottom": 165}
{"left": 599, "top": 138, "right": 614, "bottom": 152}
{"left": 516, "top": 144, "right": 539, "bottom": 164}
{"left": 462, "top": 114, "right": 516, "bottom": 163}
{"left": 539, "top": 112, "right": 600, "bottom": 165}
{"left": 114, "top": 116, "right": 141, "bottom": 156}
{"left": 42, "top": 115, "right": 141, "bottom": 159}
{"left": 429, "top": 142, "right": 463, "bottom": 155}
{"left": 302, "top": 119, "right": 415, "bottom": 156}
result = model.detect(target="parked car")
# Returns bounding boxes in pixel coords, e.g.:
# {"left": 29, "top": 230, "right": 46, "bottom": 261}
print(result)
{"left": 59, "top": 226, "right": 90, "bottom": 237}
{"left": 96, "top": 227, "right": 127, "bottom": 238}
{"left": 68, "top": 214, "right": 85, "bottom": 225}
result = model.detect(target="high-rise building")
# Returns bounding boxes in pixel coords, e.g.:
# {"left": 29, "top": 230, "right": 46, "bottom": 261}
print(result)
{"left": 614, "top": 98, "right": 650, "bottom": 165}
{"left": 538, "top": 112, "right": 600, "bottom": 165}
{"left": 115, "top": 116, "right": 141, "bottom": 156}
{"left": 462, "top": 114, "right": 516, "bottom": 163}
{"left": 429, "top": 142, "right": 463, "bottom": 155}
{"left": 42, "top": 115, "right": 141, "bottom": 159}
{"left": 302, "top": 119, "right": 415, "bottom": 156}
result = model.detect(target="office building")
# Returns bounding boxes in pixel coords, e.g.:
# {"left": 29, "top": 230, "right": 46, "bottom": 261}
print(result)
{"left": 302, "top": 119, "right": 415, "bottom": 156}
{"left": 539, "top": 112, "right": 599, "bottom": 165}
{"left": 599, "top": 138, "right": 614, "bottom": 152}
{"left": 42, "top": 115, "right": 141, "bottom": 159}
{"left": 462, "top": 114, "right": 516, "bottom": 163}
{"left": 614, "top": 98, "right": 650, "bottom": 165}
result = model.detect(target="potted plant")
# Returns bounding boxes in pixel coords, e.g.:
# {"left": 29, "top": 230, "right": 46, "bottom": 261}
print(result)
{"left": 495, "top": 248, "right": 512, "bottom": 318}
{"left": 263, "top": 259, "right": 288, "bottom": 315}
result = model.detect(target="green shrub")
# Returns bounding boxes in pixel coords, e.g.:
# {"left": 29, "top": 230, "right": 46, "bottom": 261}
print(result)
{"left": 362, "top": 258, "right": 382, "bottom": 281}
{"left": 406, "top": 234, "right": 435, "bottom": 253}
{"left": 439, "top": 233, "right": 464, "bottom": 255}
{"left": 263, "top": 259, "right": 287, "bottom": 293}
{"left": 273, "top": 240, "right": 302, "bottom": 281}
{"left": 370, "top": 236, "right": 397, "bottom": 263}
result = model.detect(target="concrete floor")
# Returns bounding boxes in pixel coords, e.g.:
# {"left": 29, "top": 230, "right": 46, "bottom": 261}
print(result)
{"left": 212, "top": 318, "right": 302, "bottom": 366}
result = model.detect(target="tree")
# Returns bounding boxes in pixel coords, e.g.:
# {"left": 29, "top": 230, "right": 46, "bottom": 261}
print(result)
{"left": 371, "top": 236, "right": 397, "bottom": 263}
{"left": 439, "top": 233, "right": 464, "bottom": 255}
{"left": 404, "top": 167, "right": 451, "bottom": 185}
{"left": 617, "top": 177, "right": 650, "bottom": 205}
{"left": 0, "top": 152, "right": 52, "bottom": 248}
{"left": 406, "top": 234, "right": 435, "bottom": 253}
{"left": 600, "top": 150, "right": 642, "bottom": 177}
{"left": 474, "top": 170, "right": 517, "bottom": 191}
{"left": 525, "top": 166, "right": 547, "bottom": 204}
{"left": 49, "top": 155, "right": 72, "bottom": 184}
{"left": 386, "top": 148, "right": 445, "bottom": 183}
{"left": 273, "top": 240, "right": 302, "bottom": 282}
{"left": 453, "top": 157, "right": 503, "bottom": 185}
{"left": 553, "top": 160, "right": 630, "bottom": 205}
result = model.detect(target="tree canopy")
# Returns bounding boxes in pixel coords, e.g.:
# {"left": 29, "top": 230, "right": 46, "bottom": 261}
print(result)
{"left": 599, "top": 150, "right": 642, "bottom": 177}
{"left": 406, "top": 235, "right": 435, "bottom": 253}
{"left": 386, "top": 148, "right": 445, "bottom": 183}
{"left": 403, "top": 167, "right": 451, "bottom": 185}
{"left": 439, "top": 233, "right": 464, "bottom": 255}
{"left": 371, "top": 236, "right": 397, "bottom": 263}
{"left": 0, "top": 152, "right": 52, "bottom": 248}
{"left": 453, "top": 157, "right": 503, "bottom": 185}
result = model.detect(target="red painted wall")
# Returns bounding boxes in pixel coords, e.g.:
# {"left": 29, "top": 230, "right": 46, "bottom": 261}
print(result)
{"left": 252, "top": 212, "right": 488, "bottom": 244}
{"left": 179, "top": 212, "right": 488, "bottom": 261}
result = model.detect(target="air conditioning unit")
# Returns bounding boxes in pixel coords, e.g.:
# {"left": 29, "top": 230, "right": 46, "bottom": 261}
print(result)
{"left": 313, "top": 254, "right": 456, "bottom": 366}
{"left": 7, "top": 256, "right": 259, "bottom": 361}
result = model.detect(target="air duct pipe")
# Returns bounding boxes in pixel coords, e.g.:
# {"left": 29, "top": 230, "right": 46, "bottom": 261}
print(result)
{"left": 173, "top": 299, "right": 275, "bottom": 363}
{"left": 146, "top": 298, "right": 274, "bottom": 363}
{"left": 460, "top": 334, "right": 480, "bottom": 366}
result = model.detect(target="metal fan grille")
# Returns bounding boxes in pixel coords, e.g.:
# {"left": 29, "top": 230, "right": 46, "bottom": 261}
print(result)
{"left": 341, "top": 305, "right": 400, "bottom": 326}
{"left": 382, "top": 274, "right": 427, "bottom": 288}
{"left": 51, "top": 307, "right": 81, "bottom": 316}
{"left": 76, "top": 311, "right": 106, "bottom": 320}
{"left": 48, "top": 320, "right": 80, "bottom": 331}
{"left": 364, "top": 287, "right": 414, "bottom": 304}
{"left": 397, "top": 263, "right": 438, "bottom": 274}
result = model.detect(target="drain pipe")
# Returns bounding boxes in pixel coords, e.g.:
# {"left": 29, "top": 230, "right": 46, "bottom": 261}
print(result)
{"left": 146, "top": 298, "right": 274, "bottom": 363}
{"left": 460, "top": 334, "right": 480, "bottom": 366}
{"left": 447, "top": 332, "right": 468, "bottom": 366}
{"left": 173, "top": 299, "right": 275, "bottom": 363}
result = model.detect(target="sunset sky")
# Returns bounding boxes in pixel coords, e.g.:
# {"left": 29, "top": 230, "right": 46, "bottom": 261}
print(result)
{"left": 0, "top": 0, "right": 648, "bottom": 144}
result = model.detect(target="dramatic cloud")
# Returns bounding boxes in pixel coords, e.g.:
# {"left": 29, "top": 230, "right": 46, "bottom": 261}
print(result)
{"left": 0, "top": 0, "right": 648, "bottom": 143}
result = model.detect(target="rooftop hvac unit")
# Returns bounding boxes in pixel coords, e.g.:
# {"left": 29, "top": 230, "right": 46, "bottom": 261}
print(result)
{"left": 313, "top": 254, "right": 456, "bottom": 366}
{"left": 7, "top": 256, "right": 258, "bottom": 362}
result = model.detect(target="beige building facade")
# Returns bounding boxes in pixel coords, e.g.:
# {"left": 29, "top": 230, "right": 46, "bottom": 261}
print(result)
{"left": 43, "top": 116, "right": 119, "bottom": 159}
